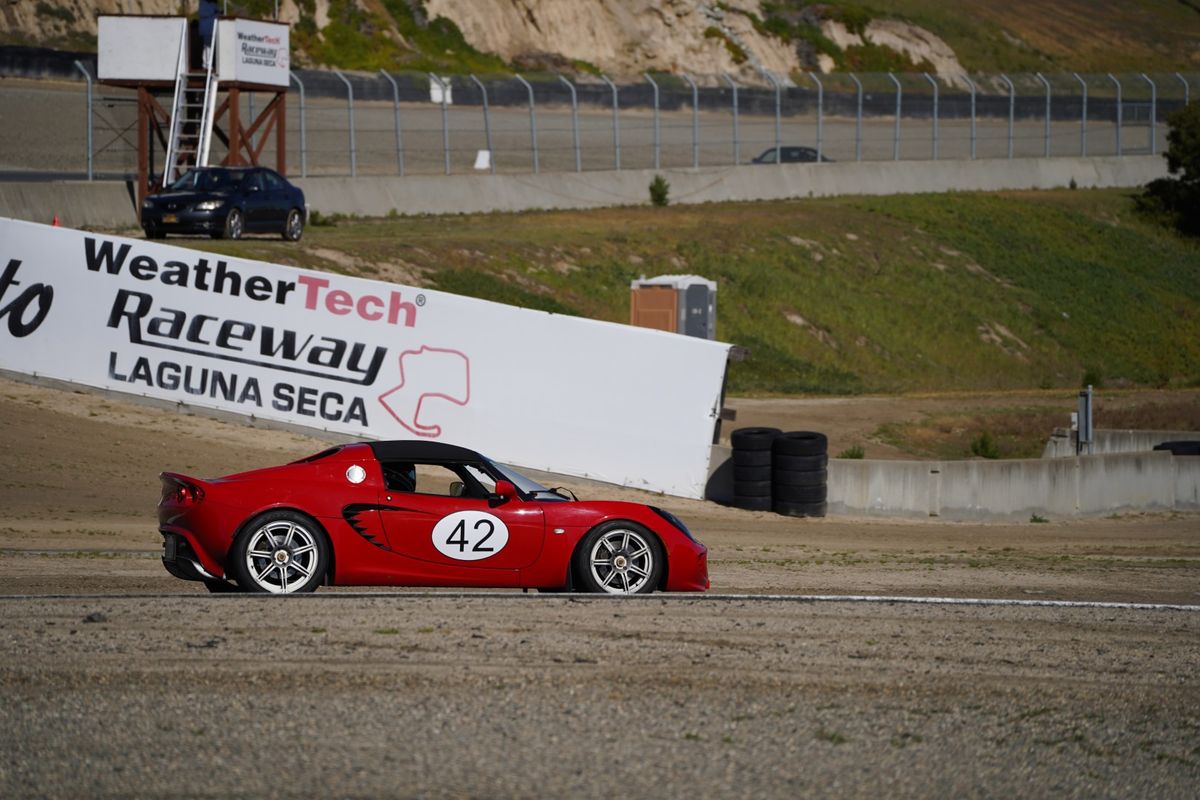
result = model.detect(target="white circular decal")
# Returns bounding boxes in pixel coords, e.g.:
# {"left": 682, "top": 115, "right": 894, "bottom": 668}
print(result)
{"left": 346, "top": 465, "right": 366, "bottom": 484}
{"left": 432, "top": 511, "right": 509, "bottom": 561}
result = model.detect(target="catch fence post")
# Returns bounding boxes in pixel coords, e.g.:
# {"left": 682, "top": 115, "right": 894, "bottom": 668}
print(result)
{"left": 809, "top": 72, "right": 824, "bottom": 162}
{"left": 923, "top": 72, "right": 938, "bottom": 160}
{"left": 601, "top": 74, "right": 621, "bottom": 170}
{"left": 887, "top": 72, "right": 901, "bottom": 160}
{"left": 722, "top": 73, "right": 740, "bottom": 165}
{"left": 557, "top": 74, "right": 581, "bottom": 172}
{"left": 514, "top": 74, "right": 538, "bottom": 174}
{"left": 1141, "top": 73, "right": 1157, "bottom": 155}
{"left": 1176, "top": 72, "right": 1189, "bottom": 105}
{"left": 849, "top": 73, "right": 863, "bottom": 161}
{"left": 759, "top": 69, "right": 782, "bottom": 167}
{"left": 999, "top": 73, "right": 1015, "bottom": 159}
{"left": 681, "top": 73, "right": 700, "bottom": 168}
{"left": 645, "top": 73, "right": 661, "bottom": 170}
{"left": 1108, "top": 73, "right": 1122, "bottom": 156}
{"left": 1073, "top": 73, "right": 1088, "bottom": 156}
{"left": 379, "top": 70, "right": 405, "bottom": 176}
{"left": 964, "top": 75, "right": 977, "bottom": 159}
{"left": 1035, "top": 73, "right": 1052, "bottom": 157}
{"left": 469, "top": 75, "right": 495, "bottom": 174}
{"left": 74, "top": 60, "right": 94, "bottom": 180}
{"left": 333, "top": 70, "right": 356, "bottom": 176}
{"left": 428, "top": 74, "right": 451, "bottom": 175}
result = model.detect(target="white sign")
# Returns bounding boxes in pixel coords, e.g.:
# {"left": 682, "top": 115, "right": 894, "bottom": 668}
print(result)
{"left": 97, "top": 16, "right": 187, "bottom": 82}
{"left": 0, "top": 219, "right": 731, "bottom": 498}
{"left": 217, "top": 19, "right": 290, "bottom": 87}
{"left": 432, "top": 511, "right": 509, "bottom": 561}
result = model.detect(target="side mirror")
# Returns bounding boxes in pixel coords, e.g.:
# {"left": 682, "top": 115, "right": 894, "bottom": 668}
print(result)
{"left": 490, "top": 480, "right": 517, "bottom": 504}
{"left": 448, "top": 481, "right": 464, "bottom": 497}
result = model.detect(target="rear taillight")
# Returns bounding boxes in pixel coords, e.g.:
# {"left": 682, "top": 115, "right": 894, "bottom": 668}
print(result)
{"left": 160, "top": 475, "right": 205, "bottom": 506}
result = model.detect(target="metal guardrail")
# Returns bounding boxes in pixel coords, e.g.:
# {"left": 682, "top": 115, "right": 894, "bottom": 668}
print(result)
{"left": 0, "top": 70, "right": 1194, "bottom": 181}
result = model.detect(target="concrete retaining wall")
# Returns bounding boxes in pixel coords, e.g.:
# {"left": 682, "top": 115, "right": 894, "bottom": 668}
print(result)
{"left": 1043, "top": 428, "right": 1199, "bottom": 458}
{"left": 824, "top": 451, "right": 1195, "bottom": 520}
{"left": 0, "top": 155, "right": 1167, "bottom": 229}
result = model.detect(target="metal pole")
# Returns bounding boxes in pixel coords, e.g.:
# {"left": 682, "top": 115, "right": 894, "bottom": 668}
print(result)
{"left": 469, "top": 75, "right": 495, "bottom": 174}
{"left": 759, "top": 69, "right": 782, "bottom": 167}
{"left": 1035, "top": 73, "right": 1051, "bottom": 157}
{"left": 1142, "top": 73, "right": 1157, "bottom": 156}
{"left": 1073, "top": 73, "right": 1087, "bottom": 156}
{"left": 849, "top": 73, "right": 863, "bottom": 162}
{"left": 556, "top": 75, "right": 580, "bottom": 172}
{"left": 964, "top": 75, "right": 977, "bottom": 160}
{"left": 887, "top": 72, "right": 901, "bottom": 160}
{"left": 644, "top": 73, "right": 661, "bottom": 170}
{"left": 429, "top": 73, "right": 451, "bottom": 175}
{"left": 289, "top": 71, "right": 307, "bottom": 178}
{"left": 379, "top": 70, "right": 406, "bottom": 176}
{"left": 73, "top": 60, "right": 93, "bottom": 181}
{"left": 809, "top": 72, "right": 824, "bottom": 162}
{"left": 600, "top": 74, "right": 620, "bottom": 170}
{"left": 1108, "top": 73, "right": 1122, "bottom": 156}
{"left": 333, "top": 70, "right": 356, "bottom": 177}
{"left": 514, "top": 74, "right": 538, "bottom": 174}
{"left": 999, "top": 73, "right": 1015, "bottom": 159}
{"left": 681, "top": 73, "right": 699, "bottom": 168}
{"left": 1177, "top": 72, "right": 1190, "bottom": 105}
{"left": 923, "top": 72, "right": 938, "bottom": 160}
{"left": 722, "top": 73, "right": 740, "bottom": 165}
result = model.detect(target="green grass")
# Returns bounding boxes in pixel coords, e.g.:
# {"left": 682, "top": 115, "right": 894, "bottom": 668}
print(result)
{"left": 179, "top": 188, "right": 1200, "bottom": 396}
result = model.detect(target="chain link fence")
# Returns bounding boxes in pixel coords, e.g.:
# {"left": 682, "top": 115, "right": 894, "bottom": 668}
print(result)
{"left": 0, "top": 69, "right": 1194, "bottom": 181}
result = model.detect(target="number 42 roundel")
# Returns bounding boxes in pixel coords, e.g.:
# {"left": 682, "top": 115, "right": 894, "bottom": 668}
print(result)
{"left": 431, "top": 511, "right": 510, "bottom": 561}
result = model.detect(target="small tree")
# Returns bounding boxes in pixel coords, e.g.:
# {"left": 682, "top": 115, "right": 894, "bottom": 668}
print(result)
{"left": 1139, "top": 103, "right": 1200, "bottom": 236}
{"left": 649, "top": 174, "right": 670, "bottom": 207}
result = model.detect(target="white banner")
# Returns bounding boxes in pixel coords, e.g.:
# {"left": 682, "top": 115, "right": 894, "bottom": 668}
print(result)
{"left": 217, "top": 19, "right": 290, "bottom": 87}
{"left": 0, "top": 219, "right": 731, "bottom": 498}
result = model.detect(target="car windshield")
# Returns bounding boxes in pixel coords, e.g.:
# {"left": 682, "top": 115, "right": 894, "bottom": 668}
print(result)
{"left": 486, "top": 458, "right": 553, "bottom": 496}
{"left": 169, "top": 169, "right": 237, "bottom": 192}
{"left": 756, "top": 148, "right": 778, "bottom": 163}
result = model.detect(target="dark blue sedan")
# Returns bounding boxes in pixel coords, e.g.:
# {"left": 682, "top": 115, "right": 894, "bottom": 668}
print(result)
{"left": 142, "top": 167, "right": 306, "bottom": 241}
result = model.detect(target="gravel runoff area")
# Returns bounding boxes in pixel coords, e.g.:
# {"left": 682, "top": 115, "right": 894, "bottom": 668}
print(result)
{"left": 0, "top": 374, "right": 1198, "bottom": 797}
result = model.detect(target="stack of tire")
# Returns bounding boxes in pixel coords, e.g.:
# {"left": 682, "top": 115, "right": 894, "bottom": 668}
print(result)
{"left": 772, "top": 431, "right": 828, "bottom": 518}
{"left": 730, "top": 427, "right": 780, "bottom": 511}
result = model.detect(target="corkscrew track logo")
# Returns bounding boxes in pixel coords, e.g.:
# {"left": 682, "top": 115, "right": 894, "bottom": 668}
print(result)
{"left": 377, "top": 346, "right": 471, "bottom": 438}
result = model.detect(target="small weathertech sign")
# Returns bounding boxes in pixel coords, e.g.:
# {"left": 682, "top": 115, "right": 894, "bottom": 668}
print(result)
{"left": 0, "top": 217, "right": 732, "bottom": 499}
{"left": 218, "top": 19, "right": 290, "bottom": 87}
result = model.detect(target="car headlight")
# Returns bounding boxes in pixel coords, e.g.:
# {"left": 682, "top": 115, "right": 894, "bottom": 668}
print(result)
{"left": 194, "top": 200, "right": 224, "bottom": 211}
{"left": 650, "top": 506, "right": 698, "bottom": 542}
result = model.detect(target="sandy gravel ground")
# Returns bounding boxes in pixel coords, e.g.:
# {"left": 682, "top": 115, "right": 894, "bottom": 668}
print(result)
{"left": 0, "top": 375, "right": 1197, "bottom": 797}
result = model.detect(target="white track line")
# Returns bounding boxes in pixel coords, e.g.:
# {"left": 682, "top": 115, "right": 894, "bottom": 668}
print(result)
{"left": 0, "top": 592, "right": 1196, "bottom": 611}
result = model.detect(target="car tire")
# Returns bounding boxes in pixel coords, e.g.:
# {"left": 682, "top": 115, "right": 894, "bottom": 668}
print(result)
{"left": 772, "top": 431, "right": 828, "bottom": 457}
{"left": 222, "top": 207, "right": 244, "bottom": 240}
{"left": 731, "top": 427, "right": 781, "bottom": 451}
{"left": 143, "top": 227, "right": 164, "bottom": 240}
{"left": 734, "top": 479, "right": 772, "bottom": 497}
{"left": 231, "top": 510, "right": 329, "bottom": 594}
{"left": 772, "top": 468, "right": 827, "bottom": 487}
{"left": 732, "top": 464, "right": 771, "bottom": 482}
{"left": 774, "top": 484, "right": 828, "bottom": 503}
{"left": 732, "top": 449, "right": 771, "bottom": 468}
{"left": 573, "top": 521, "right": 663, "bottom": 595}
{"left": 731, "top": 495, "right": 772, "bottom": 511}
{"left": 773, "top": 500, "right": 827, "bottom": 518}
{"left": 283, "top": 208, "right": 304, "bottom": 241}
{"left": 773, "top": 453, "right": 828, "bottom": 471}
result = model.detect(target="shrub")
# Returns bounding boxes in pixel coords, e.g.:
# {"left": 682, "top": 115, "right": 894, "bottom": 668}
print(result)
{"left": 1081, "top": 366, "right": 1103, "bottom": 388}
{"left": 837, "top": 445, "right": 865, "bottom": 459}
{"left": 970, "top": 432, "right": 1000, "bottom": 459}
{"left": 1137, "top": 103, "right": 1200, "bottom": 236}
{"left": 649, "top": 175, "right": 670, "bottom": 207}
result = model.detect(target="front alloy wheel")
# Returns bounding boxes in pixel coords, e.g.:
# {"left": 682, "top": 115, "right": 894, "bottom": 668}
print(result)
{"left": 283, "top": 208, "right": 304, "bottom": 241}
{"left": 576, "top": 522, "right": 663, "bottom": 594}
{"left": 233, "top": 511, "right": 328, "bottom": 594}
{"left": 222, "top": 207, "right": 244, "bottom": 240}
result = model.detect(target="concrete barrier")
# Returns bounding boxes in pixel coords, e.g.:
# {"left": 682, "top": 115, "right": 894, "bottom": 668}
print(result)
{"left": 822, "top": 450, "right": 1194, "bottom": 520}
{"left": 0, "top": 155, "right": 1167, "bottom": 229}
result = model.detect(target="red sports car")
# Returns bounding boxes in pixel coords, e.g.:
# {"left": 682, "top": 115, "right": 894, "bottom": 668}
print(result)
{"left": 159, "top": 441, "right": 709, "bottom": 595}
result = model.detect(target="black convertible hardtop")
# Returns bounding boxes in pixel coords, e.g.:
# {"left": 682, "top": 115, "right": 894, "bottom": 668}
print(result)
{"left": 365, "top": 440, "right": 489, "bottom": 463}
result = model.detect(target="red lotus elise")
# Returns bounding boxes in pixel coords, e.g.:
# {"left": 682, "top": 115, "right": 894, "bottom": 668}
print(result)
{"left": 158, "top": 440, "right": 709, "bottom": 595}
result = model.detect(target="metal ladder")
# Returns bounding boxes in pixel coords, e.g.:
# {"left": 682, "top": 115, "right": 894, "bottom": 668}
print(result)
{"left": 162, "top": 20, "right": 220, "bottom": 187}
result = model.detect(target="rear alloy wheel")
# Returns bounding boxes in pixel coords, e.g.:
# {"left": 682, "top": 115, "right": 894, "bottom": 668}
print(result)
{"left": 283, "top": 208, "right": 304, "bottom": 241}
{"left": 233, "top": 511, "right": 328, "bottom": 594}
{"left": 222, "top": 207, "right": 244, "bottom": 240}
{"left": 575, "top": 522, "right": 663, "bottom": 595}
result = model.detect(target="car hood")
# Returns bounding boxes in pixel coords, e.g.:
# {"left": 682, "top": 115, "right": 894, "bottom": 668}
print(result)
{"left": 149, "top": 190, "right": 229, "bottom": 204}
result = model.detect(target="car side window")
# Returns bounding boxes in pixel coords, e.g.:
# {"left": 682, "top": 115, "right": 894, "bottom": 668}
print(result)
{"left": 262, "top": 171, "right": 284, "bottom": 191}
{"left": 383, "top": 461, "right": 488, "bottom": 498}
{"left": 242, "top": 172, "right": 263, "bottom": 192}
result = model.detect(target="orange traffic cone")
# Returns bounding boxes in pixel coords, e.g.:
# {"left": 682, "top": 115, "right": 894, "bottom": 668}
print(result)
{"left": 51, "top": 214, "right": 60, "bottom": 227}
